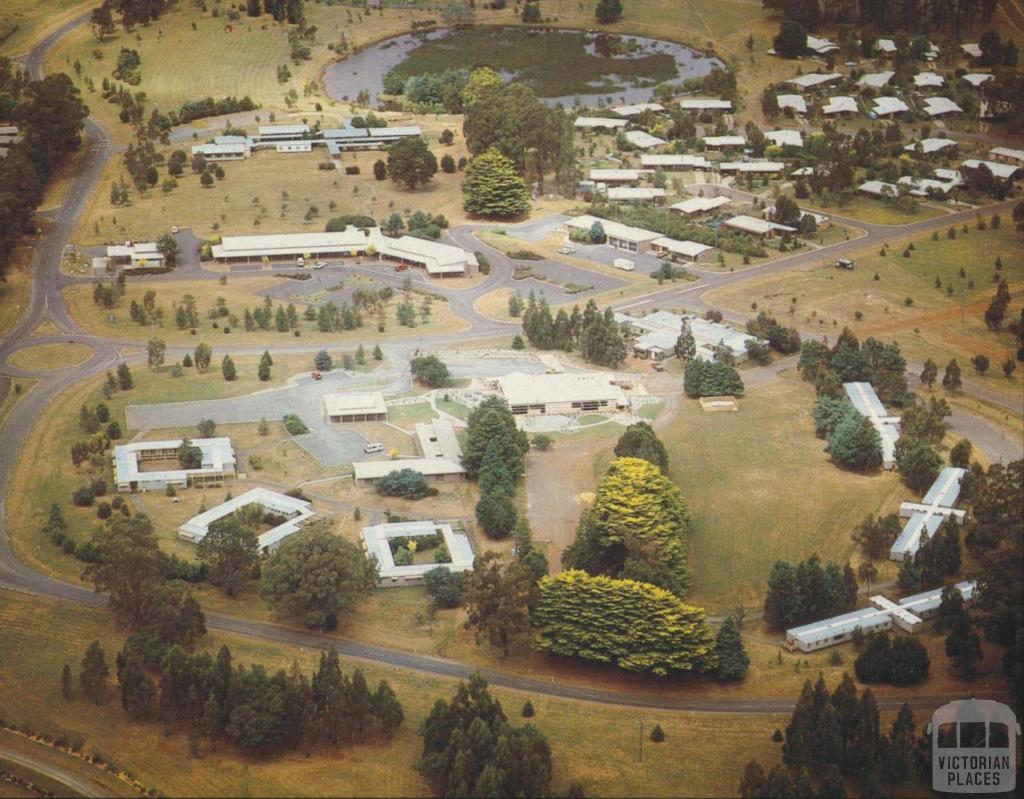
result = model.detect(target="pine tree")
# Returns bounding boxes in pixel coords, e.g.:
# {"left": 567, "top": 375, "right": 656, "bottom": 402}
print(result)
{"left": 942, "top": 358, "right": 962, "bottom": 392}
{"left": 945, "top": 610, "right": 983, "bottom": 678}
{"left": 80, "top": 641, "right": 109, "bottom": 705}
{"left": 61, "top": 663, "right": 73, "bottom": 699}
{"left": 462, "top": 148, "right": 530, "bottom": 218}
{"left": 373, "top": 679, "right": 404, "bottom": 739}
{"left": 715, "top": 616, "right": 749, "bottom": 681}
{"left": 119, "top": 654, "right": 157, "bottom": 720}
{"left": 221, "top": 355, "right": 237, "bottom": 381}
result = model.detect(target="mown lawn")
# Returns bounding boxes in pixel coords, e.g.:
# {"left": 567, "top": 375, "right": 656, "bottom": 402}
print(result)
{"left": 706, "top": 224, "right": 1024, "bottom": 403}
{"left": 6, "top": 342, "right": 93, "bottom": 371}
{"left": 0, "top": 0, "right": 93, "bottom": 56}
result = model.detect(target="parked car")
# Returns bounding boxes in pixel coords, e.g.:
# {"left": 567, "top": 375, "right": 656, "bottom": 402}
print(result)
{"left": 363, "top": 442, "right": 384, "bottom": 454}
{"left": 558, "top": 243, "right": 577, "bottom": 254}
{"left": 612, "top": 258, "right": 636, "bottom": 271}
{"left": 313, "top": 261, "right": 326, "bottom": 269}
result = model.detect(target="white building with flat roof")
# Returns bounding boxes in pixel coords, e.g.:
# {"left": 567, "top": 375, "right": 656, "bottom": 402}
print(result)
{"left": 671, "top": 195, "right": 731, "bottom": 215}
{"left": 257, "top": 124, "right": 310, "bottom": 140}
{"left": 352, "top": 417, "right": 465, "bottom": 485}
{"left": 323, "top": 392, "right": 388, "bottom": 423}
{"left": 496, "top": 371, "right": 630, "bottom": 416}
{"left": 822, "top": 96, "right": 859, "bottom": 115}
{"left": 858, "top": 179, "right": 899, "bottom": 197}
{"left": 574, "top": 117, "right": 628, "bottom": 130}
{"left": 702, "top": 135, "right": 745, "bottom": 149}
{"left": 178, "top": 487, "right": 315, "bottom": 552}
{"left": 676, "top": 98, "right": 732, "bottom": 110}
{"left": 605, "top": 186, "right": 667, "bottom": 202}
{"left": 211, "top": 229, "right": 381, "bottom": 263}
{"left": 905, "top": 137, "right": 958, "bottom": 155}
{"left": 114, "top": 437, "right": 236, "bottom": 492}
{"left": 106, "top": 241, "right": 165, "bottom": 270}
{"left": 806, "top": 36, "right": 839, "bottom": 54}
{"left": 362, "top": 520, "right": 474, "bottom": 585}
{"left": 764, "top": 129, "right": 803, "bottom": 148}
{"left": 192, "top": 141, "right": 249, "bottom": 161}
{"left": 786, "top": 582, "right": 976, "bottom": 652}
{"left": 891, "top": 467, "right": 968, "bottom": 561}
{"left": 859, "top": 71, "right": 895, "bottom": 88}
{"left": 914, "top": 71, "right": 945, "bottom": 88}
{"left": 989, "top": 147, "right": 1024, "bottom": 165}
{"left": 641, "top": 154, "right": 711, "bottom": 170}
{"left": 565, "top": 214, "right": 662, "bottom": 252}
{"left": 718, "top": 161, "right": 786, "bottom": 174}
{"left": 962, "top": 73, "right": 993, "bottom": 86}
{"left": 787, "top": 73, "right": 843, "bottom": 91}
{"left": 611, "top": 102, "right": 665, "bottom": 117}
{"left": 589, "top": 168, "right": 651, "bottom": 183}
{"left": 615, "top": 309, "right": 761, "bottom": 362}
{"left": 776, "top": 94, "right": 808, "bottom": 115}
{"left": 961, "top": 159, "right": 1021, "bottom": 181}
{"left": 648, "top": 237, "right": 713, "bottom": 263}
{"left": 378, "top": 235, "right": 477, "bottom": 277}
{"left": 843, "top": 382, "right": 900, "bottom": 469}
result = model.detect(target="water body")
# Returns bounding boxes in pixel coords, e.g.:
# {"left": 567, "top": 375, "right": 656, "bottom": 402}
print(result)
{"left": 323, "top": 27, "right": 724, "bottom": 108}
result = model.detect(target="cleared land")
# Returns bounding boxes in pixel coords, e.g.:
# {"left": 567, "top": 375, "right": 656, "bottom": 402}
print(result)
{"left": 0, "top": 250, "right": 32, "bottom": 337}
{"left": 0, "top": 0, "right": 93, "bottom": 56}
{"left": 6, "top": 342, "right": 92, "bottom": 371}
{"left": 706, "top": 224, "right": 1024, "bottom": 403}
{"left": 809, "top": 195, "right": 948, "bottom": 226}
{"left": 62, "top": 275, "right": 467, "bottom": 345}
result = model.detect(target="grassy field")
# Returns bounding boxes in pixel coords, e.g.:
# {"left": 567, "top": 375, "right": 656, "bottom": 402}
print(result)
{"left": 0, "top": 378, "right": 37, "bottom": 430}
{"left": 6, "top": 342, "right": 92, "bottom": 371}
{"left": 0, "top": 0, "right": 93, "bottom": 56}
{"left": 655, "top": 368, "right": 906, "bottom": 609}
{"left": 0, "top": 589, "right": 799, "bottom": 798}
{"left": 62, "top": 275, "right": 467, "bottom": 346}
{"left": 706, "top": 224, "right": 1024, "bottom": 403}
{"left": 808, "top": 195, "right": 947, "bottom": 226}
{"left": 0, "top": 249, "right": 33, "bottom": 337}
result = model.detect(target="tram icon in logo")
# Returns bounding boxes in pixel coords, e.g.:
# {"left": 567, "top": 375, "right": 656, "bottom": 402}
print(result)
{"left": 929, "top": 699, "right": 1020, "bottom": 793}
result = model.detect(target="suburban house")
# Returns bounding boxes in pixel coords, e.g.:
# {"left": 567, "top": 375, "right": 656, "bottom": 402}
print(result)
{"left": 858, "top": 179, "right": 899, "bottom": 198}
{"left": 858, "top": 71, "right": 895, "bottom": 89}
{"left": 722, "top": 214, "right": 796, "bottom": 237}
{"left": 210, "top": 230, "right": 381, "bottom": 263}
{"left": 614, "top": 310, "right": 761, "bottom": 362}
{"left": 377, "top": 235, "right": 477, "bottom": 277}
{"left": 574, "top": 117, "right": 627, "bottom": 130}
{"left": 106, "top": 241, "right": 165, "bottom": 270}
{"left": 843, "top": 381, "right": 900, "bottom": 469}
{"left": 786, "top": 73, "right": 843, "bottom": 91}
{"left": 775, "top": 94, "right": 808, "bottom": 115}
{"left": 323, "top": 392, "right": 389, "bottom": 424}
{"left": 785, "top": 582, "right": 976, "bottom": 653}
{"left": 763, "top": 129, "right": 803, "bottom": 148}
{"left": 891, "top": 467, "right": 968, "bottom": 562}
{"left": 361, "top": 520, "right": 474, "bottom": 586}
{"left": 671, "top": 195, "right": 731, "bottom": 216}
{"left": 989, "top": 147, "right": 1024, "bottom": 165}
{"left": 702, "top": 135, "right": 745, "bottom": 150}
{"left": 648, "top": 237, "right": 713, "bottom": 263}
{"left": 822, "top": 96, "right": 859, "bottom": 115}
{"left": 676, "top": 98, "right": 732, "bottom": 111}
{"left": 565, "top": 214, "right": 661, "bottom": 253}
{"left": 763, "top": 205, "right": 830, "bottom": 229}
{"left": 904, "top": 138, "right": 958, "bottom": 156}
{"left": 611, "top": 102, "right": 665, "bottom": 117}
{"left": 805, "top": 35, "right": 839, "bottom": 55}
{"left": 640, "top": 154, "right": 712, "bottom": 170}
{"left": 605, "top": 186, "right": 667, "bottom": 203}
{"left": 177, "top": 487, "right": 315, "bottom": 552}
{"left": 962, "top": 73, "right": 994, "bottom": 86}
{"left": 352, "top": 417, "right": 466, "bottom": 485}
{"left": 922, "top": 97, "right": 963, "bottom": 116}
{"left": 913, "top": 71, "right": 945, "bottom": 88}
{"left": 113, "top": 437, "right": 237, "bottom": 492}
{"left": 960, "top": 158, "right": 1021, "bottom": 182}
{"left": 623, "top": 130, "right": 667, "bottom": 149}
{"left": 495, "top": 371, "right": 633, "bottom": 416}
{"left": 872, "top": 97, "right": 910, "bottom": 116}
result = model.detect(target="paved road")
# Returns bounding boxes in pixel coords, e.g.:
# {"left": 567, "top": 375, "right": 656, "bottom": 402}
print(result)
{"left": 0, "top": 747, "right": 104, "bottom": 798}
{"left": 0, "top": 11, "right": 1020, "bottom": 718}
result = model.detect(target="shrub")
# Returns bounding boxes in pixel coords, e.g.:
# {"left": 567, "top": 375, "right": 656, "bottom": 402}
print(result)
{"left": 375, "top": 469, "right": 431, "bottom": 499}
{"left": 424, "top": 566, "right": 463, "bottom": 608}
{"left": 282, "top": 414, "right": 309, "bottom": 435}
{"left": 522, "top": 700, "right": 535, "bottom": 718}
{"left": 650, "top": 724, "right": 665, "bottom": 742}
{"left": 72, "top": 486, "right": 96, "bottom": 506}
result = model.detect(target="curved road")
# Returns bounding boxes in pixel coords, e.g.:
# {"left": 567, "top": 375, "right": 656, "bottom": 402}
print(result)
{"left": 0, "top": 13, "right": 1019, "bottom": 717}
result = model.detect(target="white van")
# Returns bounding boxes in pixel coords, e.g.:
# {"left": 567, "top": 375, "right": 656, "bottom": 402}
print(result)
{"left": 363, "top": 442, "right": 384, "bottom": 454}
{"left": 613, "top": 258, "right": 635, "bottom": 271}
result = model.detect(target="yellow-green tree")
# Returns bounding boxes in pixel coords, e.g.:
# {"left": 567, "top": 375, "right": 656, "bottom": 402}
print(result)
{"left": 563, "top": 457, "right": 692, "bottom": 595}
{"left": 461, "top": 66, "right": 503, "bottom": 107}
{"left": 534, "top": 570, "right": 717, "bottom": 675}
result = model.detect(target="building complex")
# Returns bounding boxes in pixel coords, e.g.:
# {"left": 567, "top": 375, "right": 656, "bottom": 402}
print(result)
{"left": 361, "top": 520, "right": 474, "bottom": 586}
{"left": 177, "top": 487, "right": 315, "bottom": 552}
{"left": 843, "top": 382, "right": 901, "bottom": 470}
{"left": 890, "top": 467, "right": 968, "bottom": 562}
{"left": 113, "top": 438, "right": 236, "bottom": 492}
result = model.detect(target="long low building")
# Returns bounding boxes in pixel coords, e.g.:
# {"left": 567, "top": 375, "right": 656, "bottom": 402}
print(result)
{"left": 615, "top": 309, "right": 761, "bottom": 362}
{"left": 323, "top": 125, "right": 422, "bottom": 152}
{"left": 623, "top": 130, "right": 667, "bottom": 149}
{"left": 723, "top": 214, "right": 796, "bottom": 237}
{"left": 496, "top": 371, "right": 631, "bottom": 416}
{"left": 649, "top": 237, "right": 713, "bottom": 263}
{"left": 106, "top": 241, "right": 165, "bottom": 270}
{"left": 361, "top": 520, "right": 474, "bottom": 586}
{"left": 211, "top": 229, "right": 381, "bottom": 262}
{"left": 676, "top": 98, "right": 731, "bottom": 111}
{"left": 605, "top": 186, "right": 667, "bottom": 202}
{"left": 611, "top": 102, "right": 665, "bottom": 117}
{"left": 574, "top": 117, "right": 628, "bottom": 130}
{"left": 891, "top": 467, "right": 968, "bottom": 561}
{"left": 702, "top": 135, "right": 745, "bottom": 149}
{"left": 565, "top": 214, "right": 661, "bottom": 253}
{"left": 843, "top": 381, "right": 900, "bottom": 469}
{"left": 178, "top": 487, "right": 315, "bottom": 552}
{"left": 378, "top": 235, "right": 477, "bottom": 277}
{"left": 822, "top": 96, "right": 859, "bottom": 115}
{"left": 323, "top": 392, "right": 388, "bottom": 423}
{"left": 718, "top": 161, "right": 786, "bottom": 174}
{"left": 640, "top": 154, "right": 712, "bottom": 170}
{"left": 589, "top": 168, "right": 652, "bottom": 183}
{"left": 786, "top": 582, "right": 976, "bottom": 652}
{"left": 114, "top": 437, "right": 236, "bottom": 492}
{"left": 352, "top": 417, "right": 465, "bottom": 485}
{"left": 671, "top": 195, "right": 731, "bottom": 215}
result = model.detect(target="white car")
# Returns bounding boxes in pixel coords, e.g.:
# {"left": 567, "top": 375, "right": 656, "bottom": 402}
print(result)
{"left": 170, "top": 225, "right": 179, "bottom": 234}
{"left": 313, "top": 261, "right": 327, "bottom": 269}
{"left": 557, "top": 244, "right": 577, "bottom": 254}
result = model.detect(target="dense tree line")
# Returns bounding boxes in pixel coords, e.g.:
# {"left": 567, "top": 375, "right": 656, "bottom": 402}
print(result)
{"left": 418, "top": 673, "right": 553, "bottom": 796}
{"left": 799, "top": 329, "right": 908, "bottom": 405}
{"left": 462, "top": 397, "right": 528, "bottom": 538}
{"left": 853, "top": 632, "right": 930, "bottom": 685}
{"left": 521, "top": 295, "right": 628, "bottom": 367}
{"left": 763, "top": 555, "right": 858, "bottom": 629}
{"left": 0, "top": 60, "right": 88, "bottom": 278}
{"left": 763, "top": 0, "right": 998, "bottom": 35}
{"left": 740, "top": 673, "right": 923, "bottom": 798}
{"left": 745, "top": 311, "right": 802, "bottom": 354}
{"left": 683, "top": 359, "right": 745, "bottom": 397}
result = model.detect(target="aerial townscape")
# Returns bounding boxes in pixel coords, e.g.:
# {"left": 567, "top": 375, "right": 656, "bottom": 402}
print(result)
{"left": 0, "top": 0, "right": 1022, "bottom": 796}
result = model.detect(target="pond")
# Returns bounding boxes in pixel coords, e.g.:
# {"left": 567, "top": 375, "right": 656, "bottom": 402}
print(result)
{"left": 323, "top": 26, "right": 724, "bottom": 107}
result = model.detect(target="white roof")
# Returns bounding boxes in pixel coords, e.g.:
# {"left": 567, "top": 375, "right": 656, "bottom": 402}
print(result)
{"left": 565, "top": 214, "right": 661, "bottom": 244}
{"left": 718, "top": 161, "right": 785, "bottom": 173}
{"left": 640, "top": 154, "right": 711, "bottom": 169}
{"left": 623, "top": 130, "right": 667, "bottom": 149}
{"left": 843, "top": 382, "right": 900, "bottom": 467}
{"left": 323, "top": 392, "right": 388, "bottom": 416}
{"left": 963, "top": 73, "right": 993, "bottom": 86}
{"left": 650, "top": 237, "right": 712, "bottom": 258}
{"left": 791, "top": 166, "right": 814, "bottom": 176}
{"left": 764, "top": 205, "right": 829, "bottom": 226}
{"left": 497, "top": 371, "right": 627, "bottom": 407}
{"left": 671, "top": 195, "right": 731, "bottom": 214}
{"left": 961, "top": 159, "right": 1020, "bottom": 180}
{"left": 914, "top": 71, "right": 945, "bottom": 88}
{"left": 414, "top": 418, "right": 463, "bottom": 463}
{"left": 922, "top": 97, "right": 963, "bottom": 116}
{"left": 615, "top": 310, "right": 760, "bottom": 360}
{"left": 787, "top": 72, "right": 843, "bottom": 89}
{"left": 873, "top": 97, "right": 910, "bottom": 115}
{"left": 891, "top": 468, "right": 967, "bottom": 558}
{"left": 213, "top": 135, "right": 250, "bottom": 145}
{"left": 378, "top": 235, "right": 477, "bottom": 275}
{"left": 606, "top": 186, "right": 666, "bottom": 201}
{"left": 178, "top": 487, "right": 314, "bottom": 549}
{"left": 589, "top": 168, "right": 651, "bottom": 181}
{"left": 876, "top": 38, "right": 897, "bottom": 54}
{"left": 764, "top": 129, "right": 803, "bottom": 148}
{"left": 703, "top": 135, "right": 745, "bottom": 148}
{"left": 107, "top": 241, "right": 160, "bottom": 258}
{"left": 213, "top": 229, "right": 380, "bottom": 259}
{"left": 776, "top": 94, "right": 808, "bottom": 114}
{"left": 0, "top": 125, "right": 18, "bottom": 135}
{"left": 961, "top": 43, "right": 982, "bottom": 58}
{"left": 897, "top": 175, "right": 962, "bottom": 196}
{"left": 192, "top": 142, "right": 248, "bottom": 156}
{"left": 858, "top": 179, "right": 899, "bottom": 196}
{"left": 361, "top": 521, "right": 474, "bottom": 581}
{"left": 724, "top": 214, "right": 796, "bottom": 234}
{"left": 574, "top": 117, "right": 628, "bottom": 129}
{"left": 905, "top": 137, "right": 958, "bottom": 155}
{"left": 676, "top": 98, "right": 731, "bottom": 110}
{"left": 114, "top": 437, "right": 236, "bottom": 486}
{"left": 990, "top": 147, "right": 1024, "bottom": 164}
{"left": 806, "top": 36, "right": 839, "bottom": 54}
{"left": 353, "top": 457, "right": 465, "bottom": 480}
{"left": 859, "top": 71, "right": 895, "bottom": 88}
{"left": 611, "top": 102, "right": 665, "bottom": 117}
{"left": 822, "top": 95, "right": 858, "bottom": 114}
{"left": 258, "top": 124, "right": 309, "bottom": 136}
